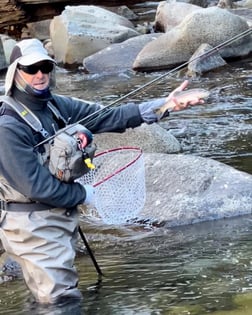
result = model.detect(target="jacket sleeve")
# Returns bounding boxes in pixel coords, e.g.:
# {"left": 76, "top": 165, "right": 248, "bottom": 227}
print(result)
{"left": 0, "top": 116, "right": 87, "bottom": 208}
{"left": 52, "top": 94, "right": 144, "bottom": 133}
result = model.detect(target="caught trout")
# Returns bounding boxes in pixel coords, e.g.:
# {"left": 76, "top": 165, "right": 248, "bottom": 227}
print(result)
{"left": 155, "top": 88, "right": 210, "bottom": 117}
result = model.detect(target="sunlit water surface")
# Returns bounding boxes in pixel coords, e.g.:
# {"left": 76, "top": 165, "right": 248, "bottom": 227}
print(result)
{"left": 0, "top": 46, "right": 252, "bottom": 315}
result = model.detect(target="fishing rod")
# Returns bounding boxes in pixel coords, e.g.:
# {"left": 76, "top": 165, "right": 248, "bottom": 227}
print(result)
{"left": 33, "top": 28, "right": 252, "bottom": 279}
{"left": 36, "top": 27, "right": 252, "bottom": 147}
{"left": 87, "top": 27, "right": 252, "bottom": 110}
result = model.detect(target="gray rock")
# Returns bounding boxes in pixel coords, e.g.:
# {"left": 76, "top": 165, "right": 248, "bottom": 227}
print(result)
{"left": 94, "top": 123, "right": 181, "bottom": 154}
{"left": 133, "top": 7, "right": 252, "bottom": 71}
{"left": 0, "top": 252, "right": 21, "bottom": 283}
{"left": 154, "top": 1, "right": 202, "bottom": 32}
{"left": 24, "top": 19, "right": 51, "bottom": 41}
{"left": 229, "top": 8, "right": 252, "bottom": 27}
{"left": 139, "top": 153, "right": 252, "bottom": 226}
{"left": 101, "top": 5, "right": 138, "bottom": 20}
{"left": 234, "top": 0, "right": 252, "bottom": 7}
{"left": 80, "top": 152, "right": 252, "bottom": 227}
{"left": 0, "top": 36, "right": 9, "bottom": 70}
{"left": 50, "top": 5, "right": 139, "bottom": 65}
{"left": 187, "top": 43, "right": 227, "bottom": 76}
{"left": 83, "top": 33, "right": 162, "bottom": 73}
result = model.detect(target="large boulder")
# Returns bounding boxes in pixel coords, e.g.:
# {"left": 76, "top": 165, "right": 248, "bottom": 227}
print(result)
{"left": 23, "top": 19, "right": 51, "bottom": 41}
{"left": 81, "top": 153, "right": 252, "bottom": 226}
{"left": 83, "top": 33, "right": 162, "bottom": 73}
{"left": 140, "top": 153, "right": 252, "bottom": 226}
{"left": 229, "top": 8, "right": 252, "bottom": 27}
{"left": 50, "top": 5, "right": 139, "bottom": 65}
{"left": 94, "top": 123, "right": 182, "bottom": 154}
{"left": 236, "top": 0, "right": 252, "bottom": 8}
{"left": 133, "top": 7, "right": 252, "bottom": 71}
{"left": 154, "top": 1, "right": 202, "bottom": 32}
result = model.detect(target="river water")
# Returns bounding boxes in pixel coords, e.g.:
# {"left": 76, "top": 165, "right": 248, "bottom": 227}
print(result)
{"left": 0, "top": 54, "right": 252, "bottom": 315}
{"left": 1, "top": 4, "right": 252, "bottom": 315}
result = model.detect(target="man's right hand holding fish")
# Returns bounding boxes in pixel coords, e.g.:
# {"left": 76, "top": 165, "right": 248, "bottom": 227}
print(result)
{"left": 139, "top": 80, "right": 209, "bottom": 123}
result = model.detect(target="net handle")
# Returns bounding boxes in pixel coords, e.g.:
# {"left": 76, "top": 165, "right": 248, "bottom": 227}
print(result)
{"left": 93, "top": 146, "right": 143, "bottom": 187}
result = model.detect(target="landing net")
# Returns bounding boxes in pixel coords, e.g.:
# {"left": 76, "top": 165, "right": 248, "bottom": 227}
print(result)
{"left": 78, "top": 147, "right": 146, "bottom": 224}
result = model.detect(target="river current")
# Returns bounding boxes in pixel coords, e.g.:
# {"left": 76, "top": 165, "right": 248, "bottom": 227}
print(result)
{"left": 0, "top": 53, "right": 252, "bottom": 315}
{"left": 1, "top": 5, "right": 252, "bottom": 314}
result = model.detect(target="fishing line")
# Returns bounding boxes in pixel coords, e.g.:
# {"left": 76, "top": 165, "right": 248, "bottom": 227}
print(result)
{"left": 83, "top": 27, "right": 252, "bottom": 126}
{"left": 91, "top": 27, "right": 252, "bottom": 106}
{"left": 32, "top": 27, "right": 252, "bottom": 277}
{"left": 36, "top": 27, "right": 252, "bottom": 147}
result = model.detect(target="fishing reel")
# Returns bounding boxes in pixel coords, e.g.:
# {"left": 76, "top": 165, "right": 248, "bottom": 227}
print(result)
{"left": 76, "top": 126, "right": 96, "bottom": 170}
{"left": 48, "top": 124, "right": 96, "bottom": 182}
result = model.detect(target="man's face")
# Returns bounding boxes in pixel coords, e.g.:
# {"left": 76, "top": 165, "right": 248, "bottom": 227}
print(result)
{"left": 17, "top": 61, "right": 54, "bottom": 90}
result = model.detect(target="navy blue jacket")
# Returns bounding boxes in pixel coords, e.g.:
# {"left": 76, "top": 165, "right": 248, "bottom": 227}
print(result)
{"left": 0, "top": 94, "right": 143, "bottom": 209}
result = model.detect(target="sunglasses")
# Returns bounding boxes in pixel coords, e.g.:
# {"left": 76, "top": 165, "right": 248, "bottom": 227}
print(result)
{"left": 18, "top": 61, "right": 54, "bottom": 75}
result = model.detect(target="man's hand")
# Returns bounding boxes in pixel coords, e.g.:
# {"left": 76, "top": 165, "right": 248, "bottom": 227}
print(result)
{"left": 138, "top": 80, "right": 209, "bottom": 123}
{"left": 165, "top": 80, "right": 206, "bottom": 112}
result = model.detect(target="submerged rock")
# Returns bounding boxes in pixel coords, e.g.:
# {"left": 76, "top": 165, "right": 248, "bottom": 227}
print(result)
{"left": 140, "top": 153, "right": 252, "bottom": 226}
{"left": 187, "top": 43, "right": 227, "bottom": 76}
{"left": 80, "top": 153, "right": 252, "bottom": 227}
{"left": 0, "top": 252, "right": 21, "bottom": 283}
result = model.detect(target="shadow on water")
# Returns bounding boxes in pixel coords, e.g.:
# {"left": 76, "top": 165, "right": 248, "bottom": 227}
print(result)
{"left": 2, "top": 214, "right": 252, "bottom": 314}
{"left": 0, "top": 48, "right": 252, "bottom": 315}
{"left": 77, "top": 215, "right": 252, "bottom": 315}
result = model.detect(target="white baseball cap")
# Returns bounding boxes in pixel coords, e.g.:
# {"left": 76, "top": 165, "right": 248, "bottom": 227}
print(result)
{"left": 5, "top": 38, "right": 56, "bottom": 95}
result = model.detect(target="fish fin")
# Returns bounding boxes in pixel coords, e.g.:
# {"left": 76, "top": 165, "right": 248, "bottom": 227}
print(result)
{"left": 160, "top": 109, "right": 170, "bottom": 119}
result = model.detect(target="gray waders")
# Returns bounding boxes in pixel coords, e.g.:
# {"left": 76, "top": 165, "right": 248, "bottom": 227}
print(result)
{"left": 0, "top": 208, "right": 82, "bottom": 303}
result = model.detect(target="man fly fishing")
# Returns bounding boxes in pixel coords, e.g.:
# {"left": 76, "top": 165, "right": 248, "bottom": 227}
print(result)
{"left": 0, "top": 38, "right": 205, "bottom": 304}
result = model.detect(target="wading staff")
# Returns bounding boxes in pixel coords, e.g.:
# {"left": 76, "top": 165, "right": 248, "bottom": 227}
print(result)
{"left": 78, "top": 226, "right": 104, "bottom": 278}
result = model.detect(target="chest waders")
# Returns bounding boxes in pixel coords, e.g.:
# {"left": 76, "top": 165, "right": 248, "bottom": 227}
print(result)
{"left": 0, "top": 95, "right": 103, "bottom": 278}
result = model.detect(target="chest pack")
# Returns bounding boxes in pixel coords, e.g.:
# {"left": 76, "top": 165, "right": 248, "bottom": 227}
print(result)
{"left": 0, "top": 95, "right": 96, "bottom": 183}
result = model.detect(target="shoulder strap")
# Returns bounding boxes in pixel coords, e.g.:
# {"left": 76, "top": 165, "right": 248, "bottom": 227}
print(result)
{"left": 0, "top": 95, "right": 49, "bottom": 138}
{"left": 47, "top": 100, "right": 67, "bottom": 127}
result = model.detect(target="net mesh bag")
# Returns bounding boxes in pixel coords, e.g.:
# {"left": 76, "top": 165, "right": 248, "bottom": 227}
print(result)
{"left": 78, "top": 147, "right": 146, "bottom": 224}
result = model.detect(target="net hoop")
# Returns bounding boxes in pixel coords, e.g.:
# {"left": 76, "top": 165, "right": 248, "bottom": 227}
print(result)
{"left": 93, "top": 146, "right": 143, "bottom": 187}
{"left": 79, "top": 146, "right": 146, "bottom": 224}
